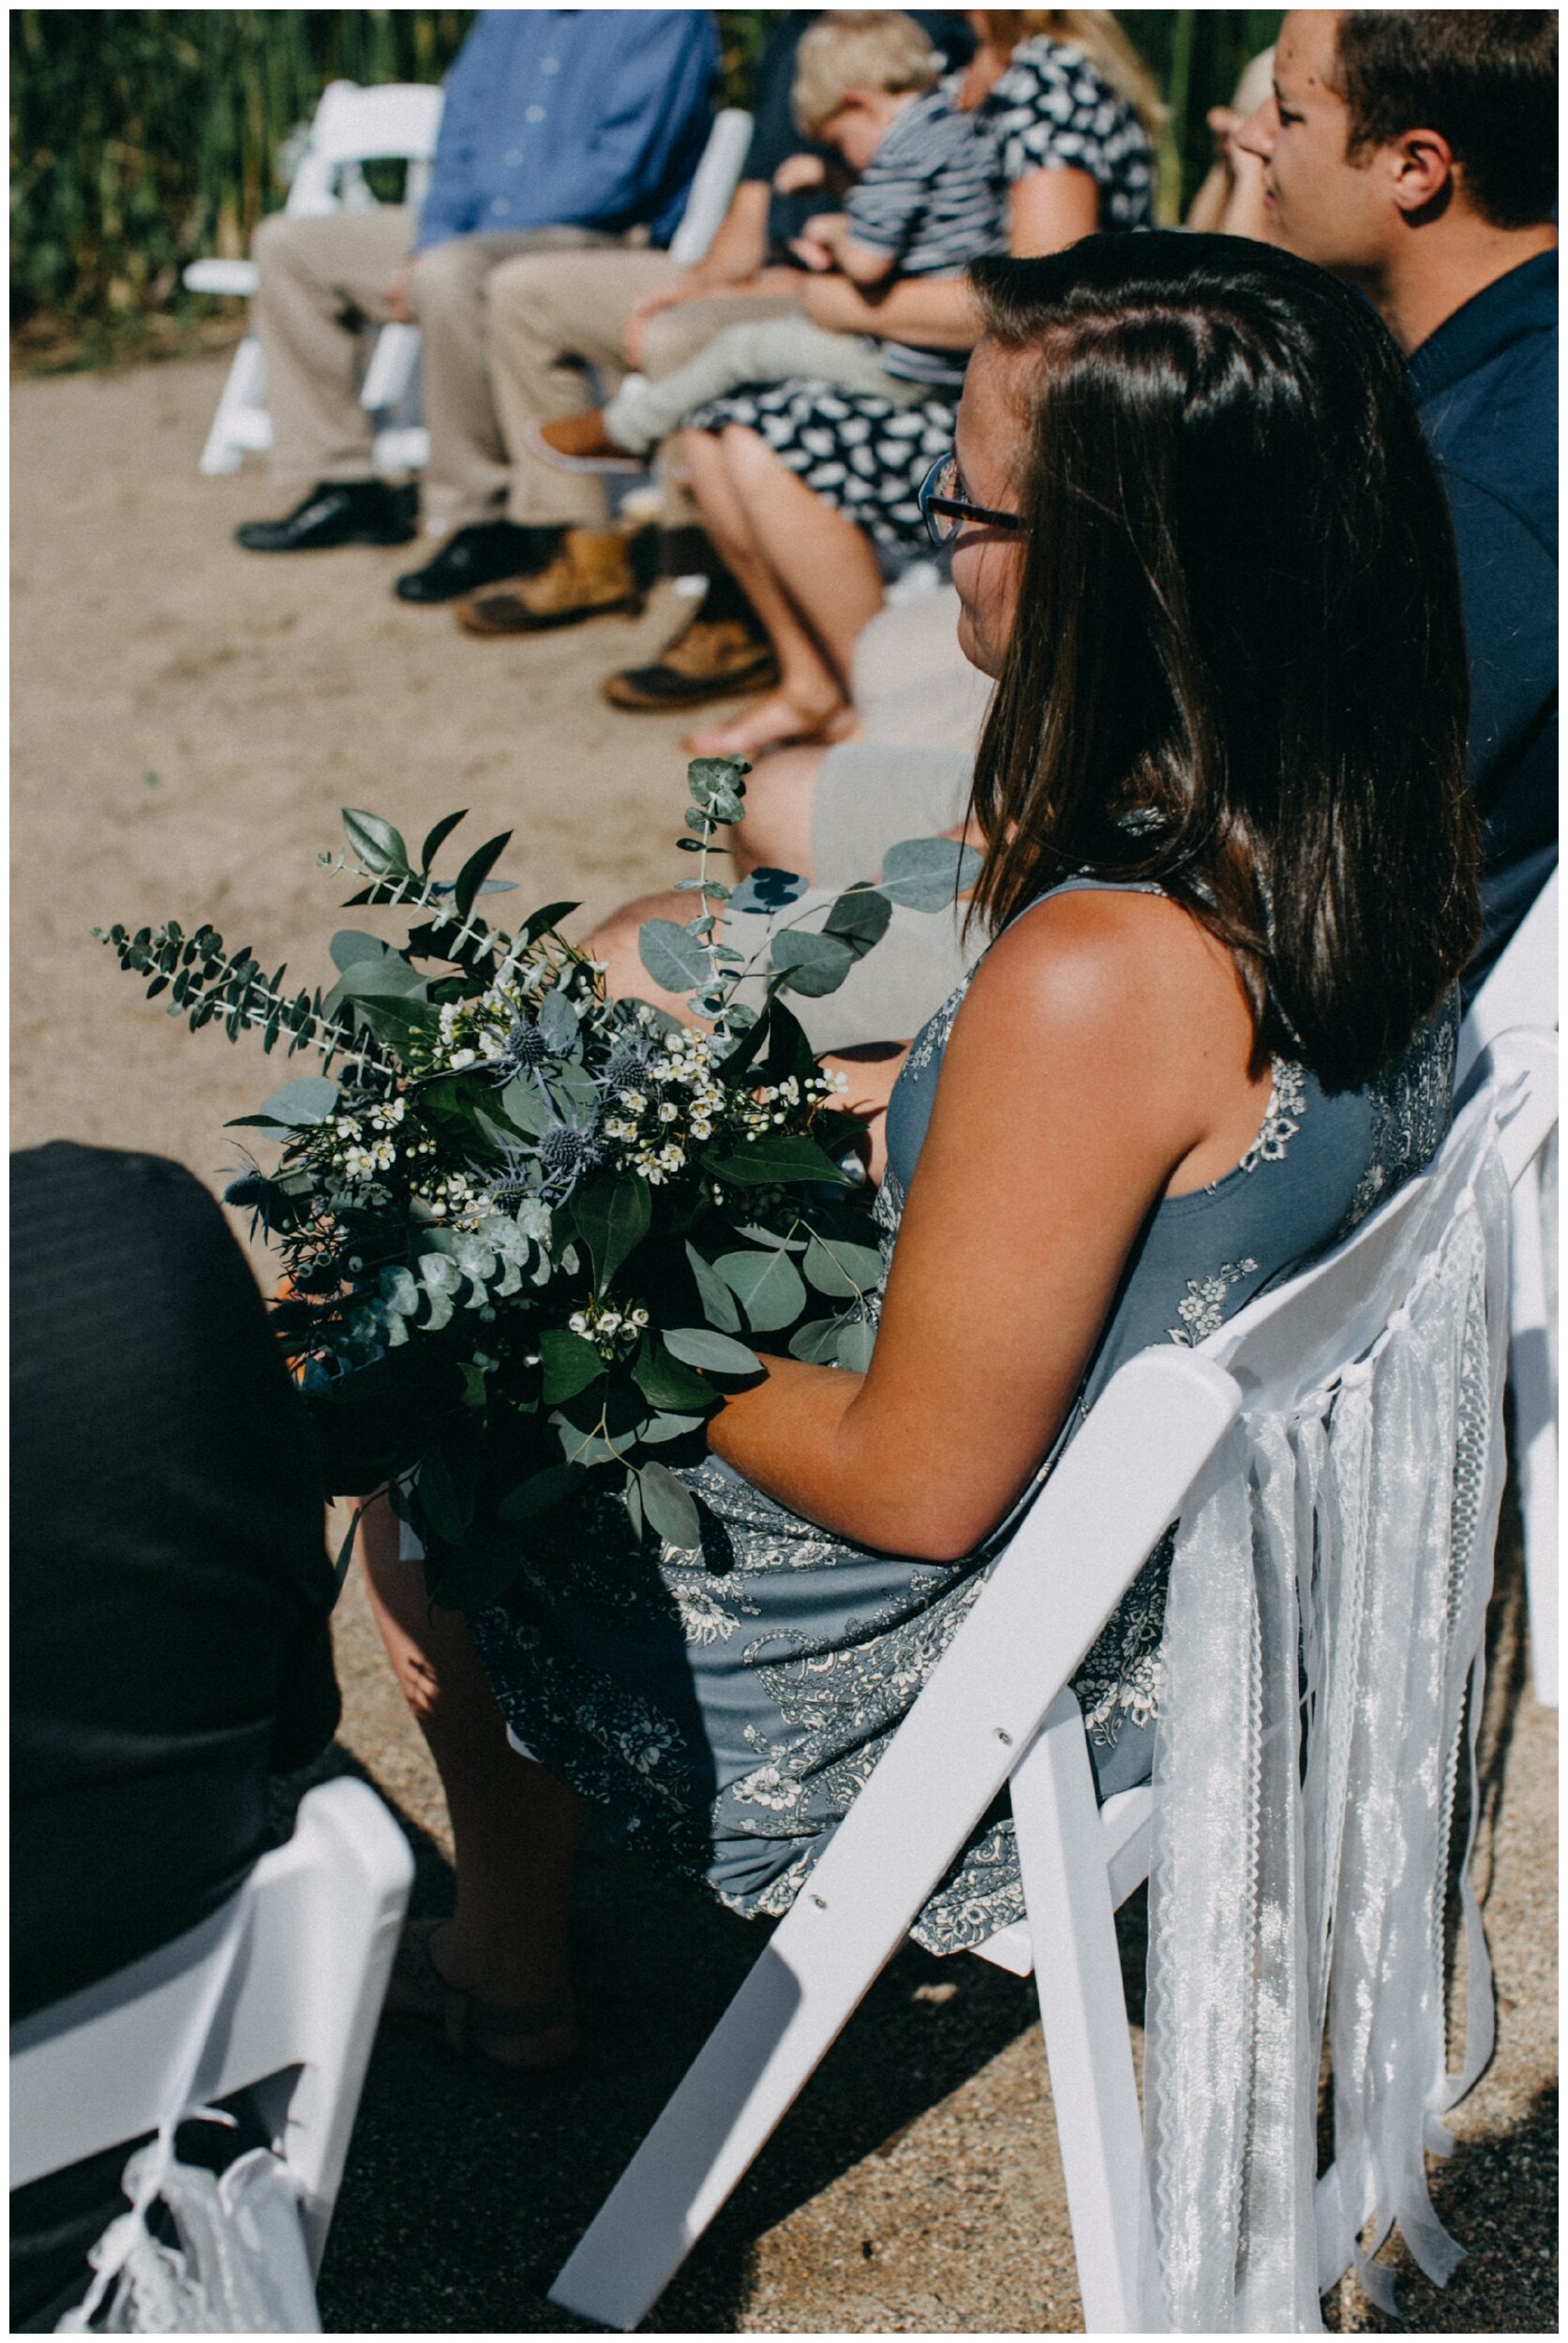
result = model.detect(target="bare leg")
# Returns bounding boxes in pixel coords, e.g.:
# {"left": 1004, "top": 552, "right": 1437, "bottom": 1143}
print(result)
{"left": 719, "top": 425, "right": 885, "bottom": 692}
{"left": 678, "top": 427, "right": 852, "bottom": 757}
{"left": 729, "top": 744, "right": 829, "bottom": 881}
{"left": 358, "top": 1494, "right": 578, "bottom": 2063}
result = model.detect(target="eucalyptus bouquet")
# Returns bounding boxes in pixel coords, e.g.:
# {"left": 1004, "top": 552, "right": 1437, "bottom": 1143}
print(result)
{"left": 98, "top": 759, "right": 976, "bottom": 1604}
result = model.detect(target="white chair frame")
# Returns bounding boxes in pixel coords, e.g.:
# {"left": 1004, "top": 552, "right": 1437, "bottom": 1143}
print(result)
{"left": 549, "top": 1042, "right": 1554, "bottom": 2335}
{"left": 10, "top": 1776, "right": 413, "bottom": 2280}
{"left": 187, "top": 80, "right": 444, "bottom": 479}
{"left": 187, "top": 93, "right": 753, "bottom": 483}
{"left": 1456, "top": 869, "right": 1560, "bottom": 1703}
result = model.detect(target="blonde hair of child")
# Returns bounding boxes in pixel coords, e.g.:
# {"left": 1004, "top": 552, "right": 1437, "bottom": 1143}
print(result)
{"left": 973, "top": 12, "right": 1166, "bottom": 140}
{"left": 792, "top": 11, "right": 940, "bottom": 141}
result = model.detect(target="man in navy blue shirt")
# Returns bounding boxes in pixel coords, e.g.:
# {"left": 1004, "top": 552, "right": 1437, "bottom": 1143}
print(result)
{"left": 234, "top": 10, "right": 717, "bottom": 604}
{"left": 1239, "top": 11, "right": 1557, "bottom": 981}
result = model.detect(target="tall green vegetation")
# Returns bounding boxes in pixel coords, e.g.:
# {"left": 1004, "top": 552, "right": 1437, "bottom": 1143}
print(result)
{"left": 11, "top": 9, "right": 1281, "bottom": 357}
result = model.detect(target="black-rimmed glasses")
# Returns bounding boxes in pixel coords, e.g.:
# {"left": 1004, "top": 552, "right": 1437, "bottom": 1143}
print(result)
{"left": 918, "top": 451, "right": 1023, "bottom": 547}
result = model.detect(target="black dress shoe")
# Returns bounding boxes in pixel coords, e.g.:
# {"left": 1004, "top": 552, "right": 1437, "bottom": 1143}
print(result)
{"left": 393, "top": 520, "right": 567, "bottom": 605}
{"left": 235, "top": 480, "right": 417, "bottom": 553}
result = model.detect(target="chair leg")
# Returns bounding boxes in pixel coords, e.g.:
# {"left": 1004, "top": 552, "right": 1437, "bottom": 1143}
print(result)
{"left": 548, "top": 1913, "right": 893, "bottom": 2331}
{"left": 199, "top": 334, "right": 269, "bottom": 476}
{"left": 1012, "top": 1691, "right": 1155, "bottom": 2333}
{"left": 1509, "top": 1154, "right": 1558, "bottom": 1706}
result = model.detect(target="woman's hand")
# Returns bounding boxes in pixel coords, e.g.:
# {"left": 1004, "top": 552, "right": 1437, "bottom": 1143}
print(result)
{"left": 800, "top": 268, "right": 983, "bottom": 346}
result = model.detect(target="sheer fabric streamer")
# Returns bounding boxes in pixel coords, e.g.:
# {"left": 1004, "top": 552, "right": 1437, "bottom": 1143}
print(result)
{"left": 1142, "top": 1115, "right": 1512, "bottom": 2331}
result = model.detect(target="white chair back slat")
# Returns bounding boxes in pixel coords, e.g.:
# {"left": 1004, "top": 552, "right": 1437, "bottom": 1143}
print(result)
{"left": 10, "top": 1777, "right": 412, "bottom": 2272}
{"left": 284, "top": 80, "right": 444, "bottom": 216}
{"left": 667, "top": 109, "right": 754, "bottom": 266}
{"left": 1455, "top": 866, "right": 1558, "bottom": 1085}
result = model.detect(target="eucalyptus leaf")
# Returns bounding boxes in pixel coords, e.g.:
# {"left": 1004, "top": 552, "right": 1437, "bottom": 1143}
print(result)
{"left": 453, "top": 829, "right": 513, "bottom": 921}
{"left": 637, "top": 1460, "right": 703, "bottom": 1552}
{"left": 570, "top": 1176, "right": 651, "bottom": 1291}
{"left": 704, "top": 1132, "right": 853, "bottom": 1188}
{"left": 540, "top": 1328, "right": 604, "bottom": 1402}
{"left": 342, "top": 808, "right": 411, "bottom": 875}
{"left": 636, "top": 1410, "right": 707, "bottom": 1446}
{"left": 638, "top": 918, "right": 711, "bottom": 994}
{"left": 769, "top": 928, "right": 855, "bottom": 997}
{"left": 227, "top": 1074, "right": 339, "bottom": 1136}
{"left": 631, "top": 1336, "right": 713, "bottom": 1414}
{"left": 876, "top": 836, "right": 982, "bottom": 911}
{"left": 716, "top": 1246, "right": 808, "bottom": 1332}
{"left": 420, "top": 808, "right": 468, "bottom": 871}
{"left": 495, "top": 1075, "right": 551, "bottom": 1135}
{"left": 536, "top": 988, "right": 582, "bottom": 1055}
{"left": 418, "top": 1451, "right": 468, "bottom": 1544}
{"left": 497, "top": 1462, "right": 585, "bottom": 1522}
{"left": 329, "top": 931, "right": 391, "bottom": 971}
{"left": 803, "top": 1232, "right": 885, "bottom": 1298}
{"left": 685, "top": 1241, "right": 741, "bottom": 1333}
{"left": 835, "top": 1318, "right": 876, "bottom": 1372}
{"left": 331, "top": 955, "right": 428, "bottom": 1004}
{"left": 664, "top": 1326, "right": 764, "bottom": 1376}
{"left": 823, "top": 888, "right": 892, "bottom": 956}
{"left": 729, "top": 866, "right": 809, "bottom": 917}
{"left": 788, "top": 1316, "right": 844, "bottom": 1365}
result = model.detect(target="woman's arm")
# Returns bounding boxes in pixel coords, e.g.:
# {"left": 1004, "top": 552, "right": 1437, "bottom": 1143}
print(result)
{"left": 710, "top": 892, "right": 1257, "bottom": 1559}
{"left": 796, "top": 164, "right": 1106, "bottom": 349}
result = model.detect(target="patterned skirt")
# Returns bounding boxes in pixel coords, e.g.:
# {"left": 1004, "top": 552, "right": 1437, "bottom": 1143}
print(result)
{"left": 467, "top": 1451, "right": 1164, "bottom": 1957}
{"left": 687, "top": 378, "right": 962, "bottom": 554}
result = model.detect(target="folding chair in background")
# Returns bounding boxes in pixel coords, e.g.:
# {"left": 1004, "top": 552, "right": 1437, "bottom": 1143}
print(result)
{"left": 10, "top": 1777, "right": 413, "bottom": 2327}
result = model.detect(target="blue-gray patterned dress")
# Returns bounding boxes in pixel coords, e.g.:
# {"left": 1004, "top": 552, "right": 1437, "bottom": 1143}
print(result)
{"left": 470, "top": 883, "right": 1457, "bottom": 1954}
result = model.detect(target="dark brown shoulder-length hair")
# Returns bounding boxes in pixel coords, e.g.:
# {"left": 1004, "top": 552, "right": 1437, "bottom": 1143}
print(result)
{"left": 966, "top": 235, "right": 1479, "bottom": 1094}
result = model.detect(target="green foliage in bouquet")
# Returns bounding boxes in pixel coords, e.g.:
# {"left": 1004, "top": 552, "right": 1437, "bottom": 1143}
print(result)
{"left": 97, "top": 761, "right": 978, "bottom": 1607}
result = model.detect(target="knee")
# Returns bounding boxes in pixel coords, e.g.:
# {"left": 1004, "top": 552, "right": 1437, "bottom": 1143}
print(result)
{"left": 735, "top": 746, "right": 825, "bottom": 872}
{"left": 251, "top": 209, "right": 310, "bottom": 281}
{"left": 483, "top": 251, "right": 573, "bottom": 337}
{"left": 408, "top": 239, "right": 473, "bottom": 321}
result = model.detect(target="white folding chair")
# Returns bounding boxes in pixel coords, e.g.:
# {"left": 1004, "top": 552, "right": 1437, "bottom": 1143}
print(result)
{"left": 10, "top": 1776, "right": 412, "bottom": 2291}
{"left": 189, "top": 97, "right": 753, "bottom": 485}
{"left": 185, "top": 80, "right": 445, "bottom": 477}
{"left": 1456, "top": 870, "right": 1559, "bottom": 1702}
{"left": 548, "top": 1052, "right": 1549, "bottom": 2335}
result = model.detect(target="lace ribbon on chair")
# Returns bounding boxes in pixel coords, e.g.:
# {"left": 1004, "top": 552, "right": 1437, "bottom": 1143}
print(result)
{"left": 1142, "top": 1135, "right": 1512, "bottom": 2332}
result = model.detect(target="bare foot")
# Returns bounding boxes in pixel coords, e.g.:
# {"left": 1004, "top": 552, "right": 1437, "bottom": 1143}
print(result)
{"left": 683, "top": 694, "right": 859, "bottom": 759}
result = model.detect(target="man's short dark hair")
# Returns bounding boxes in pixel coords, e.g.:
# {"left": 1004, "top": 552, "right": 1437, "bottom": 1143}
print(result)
{"left": 1335, "top": 11, "right": 1558, "bottom": 229}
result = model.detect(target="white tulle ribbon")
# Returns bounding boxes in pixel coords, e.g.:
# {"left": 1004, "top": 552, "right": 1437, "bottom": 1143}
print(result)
{"left": 1142, "top": 1136, "right": 1512, "bottom": 2332}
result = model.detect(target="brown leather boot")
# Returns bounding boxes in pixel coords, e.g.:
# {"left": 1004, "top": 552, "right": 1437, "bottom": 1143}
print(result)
{"left": 602, "top": 615, "right": 781, "bottom": 709}
{"left": 455, "top": 526, "right": 650, "bottom": 635}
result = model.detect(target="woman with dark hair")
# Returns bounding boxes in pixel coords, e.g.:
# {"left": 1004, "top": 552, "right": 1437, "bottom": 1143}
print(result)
{"left": 376, "top": 234, "right": 1478, "bottom": 2063}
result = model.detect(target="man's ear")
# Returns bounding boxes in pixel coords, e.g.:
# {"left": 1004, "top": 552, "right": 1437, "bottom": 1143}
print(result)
{"left": 1387, "top": 127, "right": 1456, "bottom": 216}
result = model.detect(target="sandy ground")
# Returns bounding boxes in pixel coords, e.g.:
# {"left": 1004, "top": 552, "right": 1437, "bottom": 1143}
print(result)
{"left": 12, "top": 353, "right": 1558, "bottom": 2334}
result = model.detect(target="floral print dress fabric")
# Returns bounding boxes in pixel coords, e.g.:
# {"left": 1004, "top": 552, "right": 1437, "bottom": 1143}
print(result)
{"left": 470, "top": 881, "right": 1456, "bottom": 1954}
{"left": 683, "top": 37, "right": 1156, "bottom": 554}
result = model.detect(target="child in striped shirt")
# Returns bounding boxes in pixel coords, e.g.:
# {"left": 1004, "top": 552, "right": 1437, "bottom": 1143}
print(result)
{"left": 533, "top": 11, "right": 1004, "bottom": 472}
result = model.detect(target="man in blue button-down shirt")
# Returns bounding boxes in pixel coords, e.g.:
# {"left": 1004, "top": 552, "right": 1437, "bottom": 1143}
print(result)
{"left": 235, "top": 11, "right": 717, "bottom": 604}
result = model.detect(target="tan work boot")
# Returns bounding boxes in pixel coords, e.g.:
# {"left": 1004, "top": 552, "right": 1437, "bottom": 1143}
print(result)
{"left": 455, "top": 526, "right": 650, "bottom": 635}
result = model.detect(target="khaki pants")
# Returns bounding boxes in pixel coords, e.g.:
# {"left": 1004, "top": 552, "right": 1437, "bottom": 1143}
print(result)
{"left": 249, "top": 208, "right": 620, "bottom": 529}
{"left": 484, "top": 244, "right": 803, "bottom": 527}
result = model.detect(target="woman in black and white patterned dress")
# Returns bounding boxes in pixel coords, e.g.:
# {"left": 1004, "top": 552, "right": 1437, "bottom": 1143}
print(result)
{"left": 680, "top": 11, "right": 1161, "bottom": 760}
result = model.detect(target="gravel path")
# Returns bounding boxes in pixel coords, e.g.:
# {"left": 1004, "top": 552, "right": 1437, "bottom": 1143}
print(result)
{"left": 13, "top": 353, "right": 1557, "bottom": 2334}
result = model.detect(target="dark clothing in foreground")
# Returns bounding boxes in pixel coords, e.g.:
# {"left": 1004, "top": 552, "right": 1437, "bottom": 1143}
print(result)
{"left": 10, "top": 1143, "right": 340, "bottom": 2326}
{"left": 1409, "top": 248, "right": 1558, "bottom": 982}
